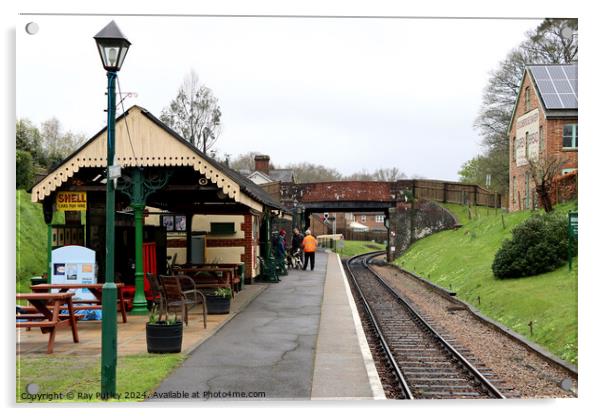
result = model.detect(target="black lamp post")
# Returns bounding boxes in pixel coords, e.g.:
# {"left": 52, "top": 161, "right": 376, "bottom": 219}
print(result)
{"left": 93, "top": 20, "right": 131, "bottom": 399}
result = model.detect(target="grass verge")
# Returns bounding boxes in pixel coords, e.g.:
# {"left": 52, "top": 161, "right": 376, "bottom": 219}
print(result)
{"left": 336, "top": 240, "right": 385, "bottom": 258}
{"left": 17, "top": 353, "right": 185, "bottom": 402}
{"left": 394, "top": 201, "right": 578, "bottom": 364}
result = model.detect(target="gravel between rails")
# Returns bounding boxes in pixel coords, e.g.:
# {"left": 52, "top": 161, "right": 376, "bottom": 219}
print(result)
{"left": 370, "top": 262, "right": 577, "bottom": 399}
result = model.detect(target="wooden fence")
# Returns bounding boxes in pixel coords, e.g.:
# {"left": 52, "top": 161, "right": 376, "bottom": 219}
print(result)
{"left": 394, "top": 179, "right": 504, "bottom": 208}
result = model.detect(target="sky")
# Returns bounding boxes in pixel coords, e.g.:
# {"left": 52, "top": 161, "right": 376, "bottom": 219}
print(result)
{"left": 17, "top": 14, "right": 539, "bottom": 180}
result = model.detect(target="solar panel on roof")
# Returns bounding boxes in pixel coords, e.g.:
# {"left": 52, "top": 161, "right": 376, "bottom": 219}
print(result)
{"left": 529, "top": 64, "right": 578, "bottom": 110}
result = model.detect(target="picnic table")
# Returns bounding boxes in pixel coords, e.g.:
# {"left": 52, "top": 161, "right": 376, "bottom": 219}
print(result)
{"left": 174, "top": 265, "right": 241, "bottom": 297}
{"left": 16, "top": 292, "right": 79, "bottom": 354}
{"left": 30, "top": 283, "right": 128, "bottom": 323}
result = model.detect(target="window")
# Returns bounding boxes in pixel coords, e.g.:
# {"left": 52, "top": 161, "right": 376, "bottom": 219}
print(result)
{"left": 512, "top": 137, "right": 516, "bottom": 161}
{"left": 562, "top": 168, "right": 577, "bottom": 175}
{"left": 375, "top": 215, "right": 384, "bottom": 223}
{"left": 360, "top": 215, "right": 366, "bottom": 223}
{"left": 539, "top": 126, "right": 545, "bottom": 153}
{"left": 525, "top": 86, "right": 531, "bottom": 112}
{"left": 512, "top": 176, "right": 516, "bottom": 203}
{"left": 525, "top": 132, "right": 529, "bottom": 159}
{"left": 525, "top": 175, "right": 530, "bottom": 209}
{"left": 563, "top": 124, "right": 578, "bottom": 149}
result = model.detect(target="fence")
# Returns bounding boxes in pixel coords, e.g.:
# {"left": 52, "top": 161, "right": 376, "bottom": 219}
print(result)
{"left": 394, "top": 179, "right": 504, "bottom": 208}
{"left": 339, "top": 229, "right": 387, "bottom": 243}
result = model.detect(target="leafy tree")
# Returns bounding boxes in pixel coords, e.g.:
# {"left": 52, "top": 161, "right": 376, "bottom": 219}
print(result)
{"left": 16, "top": 150, "right": 34, "bottom": 189}
{"left": 160, "top": 70, "right": 222, "bottom": 153}
{"left": 470, "top": 18, "right": 577, "bottom": 196}
{"left": 16, "top": 119, "right": 44, "bottom": 166}
{"left": 458, "top": 148, "right": 508, "bottom": 193}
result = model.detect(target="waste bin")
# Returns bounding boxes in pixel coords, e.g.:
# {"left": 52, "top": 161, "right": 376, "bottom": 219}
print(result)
{"left": 30, "top": 276, "right": 48, "bottom": 292}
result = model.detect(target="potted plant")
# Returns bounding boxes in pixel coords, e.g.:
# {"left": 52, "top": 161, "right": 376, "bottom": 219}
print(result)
{"left": 146, "top": 306, "right": 183, "bottom": 353}
{"left": 204, "top": 287, "right": 232, "bottom": 314}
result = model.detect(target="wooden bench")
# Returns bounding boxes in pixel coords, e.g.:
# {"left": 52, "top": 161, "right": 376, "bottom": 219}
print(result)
{"left": 173, "top": 265, "right": 240, "bottom": 297}
{"left": 30, "top": 283, "right": 128, "bottom": 323}
{"left": 16, "top": 293, "right": 79, "bottom": 354}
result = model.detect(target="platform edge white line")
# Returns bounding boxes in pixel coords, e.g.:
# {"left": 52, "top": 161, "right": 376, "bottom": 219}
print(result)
{"left": 337, "top": 254, "right": 387, "bottom": 400}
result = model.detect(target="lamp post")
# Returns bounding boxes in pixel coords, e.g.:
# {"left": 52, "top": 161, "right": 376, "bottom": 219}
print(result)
{"left": 93, "top": 20, "right": 131, "bottom": 399}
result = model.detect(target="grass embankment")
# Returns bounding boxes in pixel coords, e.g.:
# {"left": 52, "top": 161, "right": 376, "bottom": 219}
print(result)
{"left": 16, "top": 189, "right": 65, "bottom": 293}
{"left": 394, "top": 201, "right": 578, "bottom": 364}
{"left": 17, "top": 354, "right": 185, "bottom": 402}
{"left": 336, "top": 240, "right": 385, "bottom": 258}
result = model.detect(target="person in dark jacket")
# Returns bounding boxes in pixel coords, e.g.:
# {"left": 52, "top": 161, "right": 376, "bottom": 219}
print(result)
{"left": 291, "top": 227, "right": 304, "bottom": 263}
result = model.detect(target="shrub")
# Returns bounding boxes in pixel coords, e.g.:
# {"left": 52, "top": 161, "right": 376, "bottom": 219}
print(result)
{"left": 492, "top": 213, "right": 570, "bottom": 278}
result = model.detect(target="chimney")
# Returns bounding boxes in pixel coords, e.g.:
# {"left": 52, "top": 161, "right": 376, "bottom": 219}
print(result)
{"left": 254, "top": 155, "right": 270, "bottom": 174}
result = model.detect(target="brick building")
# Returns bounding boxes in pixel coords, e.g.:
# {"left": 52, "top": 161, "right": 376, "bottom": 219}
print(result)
{"left": 508, "top": 64, "right": 578, "bottom": 212}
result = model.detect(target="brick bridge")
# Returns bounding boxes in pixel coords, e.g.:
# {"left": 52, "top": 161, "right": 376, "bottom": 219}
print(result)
{"left": 276, "top": 179, "right": 500, "bottom": 260}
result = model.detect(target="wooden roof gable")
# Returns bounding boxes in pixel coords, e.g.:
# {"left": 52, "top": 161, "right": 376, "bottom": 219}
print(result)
{"left": 31, "top": 105, "right": 240, "bottom": 203}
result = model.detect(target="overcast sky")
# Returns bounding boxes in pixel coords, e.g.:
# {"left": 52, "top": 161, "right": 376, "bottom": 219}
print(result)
{"left": 17, "top": 14, "right": 538, "bottom": 180}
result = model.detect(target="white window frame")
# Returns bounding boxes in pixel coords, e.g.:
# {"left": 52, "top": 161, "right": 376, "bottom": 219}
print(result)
{"left": 563, "top": 124, "right": 578, "bottom": 149}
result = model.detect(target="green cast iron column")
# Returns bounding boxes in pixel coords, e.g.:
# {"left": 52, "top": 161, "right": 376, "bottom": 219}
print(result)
{"left": 260, "top": 210, "right": 278, "bottom": 282}
{"left": 130, "top": 168, "right": 147, "bottom": 315}
{"left": 101, "top": 70, "right": 118, "bottom": 398}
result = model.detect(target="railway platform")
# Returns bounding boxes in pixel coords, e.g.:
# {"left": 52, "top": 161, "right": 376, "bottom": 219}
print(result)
{"left": 152, "top": 251, "right": 384, "bottom": 401}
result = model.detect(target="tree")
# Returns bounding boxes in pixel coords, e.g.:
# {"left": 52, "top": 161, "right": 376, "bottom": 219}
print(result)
{"left": 40, "top": 118, "right": 85, "bottom": 169}
{"left": 160, "top": 70, "right": 222, "bottom": 153}
{"left": 229, "top": 151, "right": 263, "bottom": 171}
{"left": 458, "top": 148, "right": 508, "bottom": 193}
{"left": 470, "top": 18, "right": 577, "bottom": 196}
{"left": 283, "top": 162, "right": 343, "bottom": 183}
{"left": 346, "top": 167, "right": 406, "bottom": 181}
{"left": 16, "top": 119, "right": 44, "bottom": 166}
{"left": 16, "top": 150, "right": 34, "bottom": 189}
{"left": 527, "top": 154, "right": 567, "bottom": 213}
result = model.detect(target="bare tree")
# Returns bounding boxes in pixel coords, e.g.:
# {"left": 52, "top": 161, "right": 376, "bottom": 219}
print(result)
{"left": 229, "top": 151, "right": 263, "bottom": 171}
{"left": 40, "top": 118, "right": 85, "bottom": 168}
{"left": 160, "top": 70, "right": 222, "bottom": 153}
{"left": 527, "top": 154, "right": 568, "bottom": 213}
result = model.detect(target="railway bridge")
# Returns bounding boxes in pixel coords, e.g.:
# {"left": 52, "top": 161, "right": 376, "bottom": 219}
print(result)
{"left": 278, "top": 179, "right": 500, "bottom": 260}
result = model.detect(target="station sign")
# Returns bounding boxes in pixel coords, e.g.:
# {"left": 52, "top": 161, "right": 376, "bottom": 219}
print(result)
{"left": 56, "top": 191, "right": 87, "bottom": 211}
{"left": 568, "top": 211, "right": 578, "bottom": 239}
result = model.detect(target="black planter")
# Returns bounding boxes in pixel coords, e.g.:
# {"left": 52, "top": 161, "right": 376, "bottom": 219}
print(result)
{"left": 146, "top": 321, "right": 183, "bottom": 353}
{"left": 205, "top": 294, "right": 231, "bottom": 314}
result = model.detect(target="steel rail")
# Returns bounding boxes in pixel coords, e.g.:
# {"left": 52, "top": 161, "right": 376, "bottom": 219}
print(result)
{"left": 360, "top": 251, "right": 506, "bottom": 399}
{"left": 344, "top": 253, "right": 414, "bottom": 399}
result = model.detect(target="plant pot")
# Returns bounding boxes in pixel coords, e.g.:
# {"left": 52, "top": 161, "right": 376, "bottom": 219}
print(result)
{"left": 146, "top": 321, "right": 183, "bottom": 353}
{"left": 205, "top": 294, "right": 231, "bottom": 314}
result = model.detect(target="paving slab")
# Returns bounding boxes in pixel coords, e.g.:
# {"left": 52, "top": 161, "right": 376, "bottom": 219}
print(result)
{"left": 152, "top": 252, "right": 328, "bottom": 400}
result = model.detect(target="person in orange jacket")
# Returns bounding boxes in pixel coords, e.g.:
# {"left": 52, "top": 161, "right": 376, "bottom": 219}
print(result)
{"left": 302, "top": 229, "right": 318, "bottom": 271}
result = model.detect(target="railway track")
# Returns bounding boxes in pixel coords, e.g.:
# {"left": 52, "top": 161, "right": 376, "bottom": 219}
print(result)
{"left": 344, "top": 251, "right": 506, "bottom": 400}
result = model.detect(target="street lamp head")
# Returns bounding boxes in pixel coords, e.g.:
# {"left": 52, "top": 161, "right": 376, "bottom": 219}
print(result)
{"left": 94, "top": 20, "right": 131, "bottom": 72}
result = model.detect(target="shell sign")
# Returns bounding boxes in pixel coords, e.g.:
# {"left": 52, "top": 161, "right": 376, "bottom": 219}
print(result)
{"left": 56, "top": 191, "right": 87, "bottom": 211}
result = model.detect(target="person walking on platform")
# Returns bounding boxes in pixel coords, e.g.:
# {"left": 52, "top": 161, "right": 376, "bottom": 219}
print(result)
{"left": 302, "top": 229, "right": 318, "bottom": 271}
{"left": 291, "top": 227, "right": 304, "bottom": 264}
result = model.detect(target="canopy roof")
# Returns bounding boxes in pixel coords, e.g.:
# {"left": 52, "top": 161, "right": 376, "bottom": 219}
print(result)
{"left": 30, "top": 105, "right": 283, "bottom": 212}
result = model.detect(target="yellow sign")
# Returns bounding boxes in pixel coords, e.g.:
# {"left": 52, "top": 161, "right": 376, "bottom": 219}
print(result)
{"left": 56, "top": 192, "right": 87, "bottom": 211}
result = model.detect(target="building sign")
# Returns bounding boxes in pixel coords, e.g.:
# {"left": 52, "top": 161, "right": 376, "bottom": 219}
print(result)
{"left": 516, "top": 109, "right": 540, "bottom": 167}
{"left": 56, "top": 191, "right": 87, "bottom": 211}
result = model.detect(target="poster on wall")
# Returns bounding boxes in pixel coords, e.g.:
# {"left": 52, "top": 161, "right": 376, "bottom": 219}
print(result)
{"left": 516, "top": 109, "right": 540, "bottom": 167}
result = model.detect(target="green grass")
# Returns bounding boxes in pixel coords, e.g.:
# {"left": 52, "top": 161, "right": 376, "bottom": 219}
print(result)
{"left": 17, "top": 353, "right": 185, "bottom": 402}
{"left": 16, "top": 189, "right": 64, "bottom": 293}
{"left": 394, "top": 201, "right": 578, "bottom": 364}
{"left": 336, "top": 240, "right": 385, "bottom": 258}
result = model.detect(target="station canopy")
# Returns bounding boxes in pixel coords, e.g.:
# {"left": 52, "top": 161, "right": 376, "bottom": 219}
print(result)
{"left": 30, "top": 105, "right": 283, "bottom": 215}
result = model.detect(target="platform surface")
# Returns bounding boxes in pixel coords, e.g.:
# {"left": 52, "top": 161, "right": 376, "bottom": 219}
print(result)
{"left": 152, "top": 251, "right": 380, "bottom": 401}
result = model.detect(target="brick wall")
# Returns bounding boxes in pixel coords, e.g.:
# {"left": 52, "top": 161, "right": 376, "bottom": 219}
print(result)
{"left": 508, "top": 70, "right": 578, "bottom": 212}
